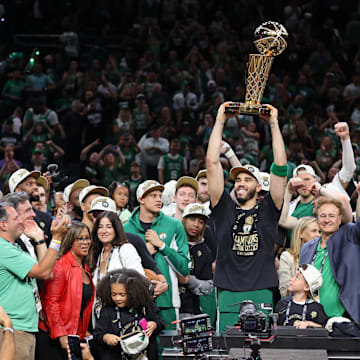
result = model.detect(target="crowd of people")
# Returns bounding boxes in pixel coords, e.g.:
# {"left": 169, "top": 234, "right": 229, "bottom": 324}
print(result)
{"left": 0, "top": 1, "right": 360, "bottom": 359}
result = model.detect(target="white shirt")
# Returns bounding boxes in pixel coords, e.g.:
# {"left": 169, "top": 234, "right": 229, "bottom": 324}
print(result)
{"left": 92, "top": 244, "right": 145, "bottom": 287}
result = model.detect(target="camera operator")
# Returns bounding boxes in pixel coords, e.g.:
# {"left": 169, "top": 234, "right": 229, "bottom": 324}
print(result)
{"left": 31, "top": 176, "right": 49, "bottom": 214}
{"left": 9, "top": 169, "right": 52, "bottom": 244}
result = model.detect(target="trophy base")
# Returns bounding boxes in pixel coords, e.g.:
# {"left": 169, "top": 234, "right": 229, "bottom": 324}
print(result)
{"left": 224, "top": 102, "right": 270, "bottom": 116}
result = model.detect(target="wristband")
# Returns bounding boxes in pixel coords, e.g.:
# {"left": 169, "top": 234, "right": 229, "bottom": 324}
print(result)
{"left": 51, "top": 239, "right": 61, "bottom": 244}
{"left": 49, "top": 241, "right": 61, "bottom": 252}
{"left": 224, "top": 148, "right": 235, "bottom": 159}
{"left": 34, "top": 239, "right": 46, "bottom": 246}
{"left": 270, "top": 162, "right": 288, "bottom": 177}
{"left": 2, "top": 327, "right": 14, "bottom": 335}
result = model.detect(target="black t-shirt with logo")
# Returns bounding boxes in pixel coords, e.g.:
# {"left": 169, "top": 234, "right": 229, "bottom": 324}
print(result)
{"left": 211, "top": 191, "right": 280, "bottom": 292}
{"left": 180, "top": 240, "right": 213, "bottom": 314}
{"left": 276, "top": 296, "right": 328, "bottom": 327}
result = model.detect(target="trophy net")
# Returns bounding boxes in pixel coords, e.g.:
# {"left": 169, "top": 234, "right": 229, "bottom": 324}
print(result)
{"left": 245, "top": 54, "right": 274, "bottom": 105}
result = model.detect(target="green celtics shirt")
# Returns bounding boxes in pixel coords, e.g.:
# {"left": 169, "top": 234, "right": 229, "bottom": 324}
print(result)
{"left": 287, "top": 199, "right": 314, "bottom": 243}
{"left": 0, "top": 238, "right": 38, "bottom": 332}
{"left": 124, "top": 208, "right": 190, "bottom": 309}
{"left": 313, "top": 240, "right": 345, "bottom": 317}
{"left": 158, "top": 153, "right": 185, "bottom": 182}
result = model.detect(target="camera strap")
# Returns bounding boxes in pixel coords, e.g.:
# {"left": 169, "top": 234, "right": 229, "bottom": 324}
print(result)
{"left": 284, "top": 299, "right": 308, "bottom": 326}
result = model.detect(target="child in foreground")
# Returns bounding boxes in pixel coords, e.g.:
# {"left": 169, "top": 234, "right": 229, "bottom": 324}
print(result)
{"left": 276, "top": 264, "right": 328, "bottom": 328}
{"left": 94, "top": 269, "right": 165, "bottom": 360}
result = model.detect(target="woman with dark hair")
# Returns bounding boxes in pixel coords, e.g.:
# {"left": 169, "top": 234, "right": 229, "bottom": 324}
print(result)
{"left": 94, "top": 269, "right": 164, "bottom": 360}
{"left": 108, "top": 181, "right": 132, "bottom": 224}
{"left": 90, "top": 211, "right": 144, "bottom": 287}
{"left": 37, "top": 222, "right": 94, "bottom": 360}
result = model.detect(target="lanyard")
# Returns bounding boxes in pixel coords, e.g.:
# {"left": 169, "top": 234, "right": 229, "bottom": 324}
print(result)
{"left": 311, "top": 239, "right": 328, "bottom": 273}
{"left": 284, "top": 298, "right": 309, "bottom": 326}
{"left": 115, "top": 307, "right": 139, "bottom": 330}
{"left": 97, "top": 247, "right": 114, "bottom": 280}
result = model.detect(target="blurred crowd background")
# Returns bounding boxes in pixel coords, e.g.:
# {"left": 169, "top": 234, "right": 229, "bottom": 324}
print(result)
{"left": 0, "top": 0, "right": 358, "bottom": 194}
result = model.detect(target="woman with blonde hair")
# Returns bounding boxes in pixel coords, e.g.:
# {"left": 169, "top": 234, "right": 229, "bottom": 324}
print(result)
{"left": 278, "top": 216, "right": 320, "bottom": 297}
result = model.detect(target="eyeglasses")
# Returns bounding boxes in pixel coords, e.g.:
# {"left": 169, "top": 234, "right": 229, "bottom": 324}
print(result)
{"left": 75, "top": 236, "right": 91, "bottom": 243}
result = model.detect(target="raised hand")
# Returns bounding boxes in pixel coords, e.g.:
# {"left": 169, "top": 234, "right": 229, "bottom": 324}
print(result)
{"left": 334, "top": 122, "right": 349, "bottom": 140}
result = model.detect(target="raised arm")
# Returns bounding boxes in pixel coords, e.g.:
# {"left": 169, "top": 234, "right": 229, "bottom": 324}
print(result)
{"left": 262, "top": 105, "right": 287, "bottom": 210}
{"left": 312, "top": 182, "right": 353, "bottom": 224}
{"left": 80, "top": 138, "right": 100, "bottom": 162}
{"left": 278, "top": 178, "right": 302, "bottom": 230}
{"left": 220, "top": 141, "right": 242, "bottom": 167}
{"left": 334, "top": 122, "right": 355, "bottom": 190}
{"left": 206, "top": 103, "right": 231, "bottom": 207}
{"left": 28, "top": 215, "right": 70, "bottom": 279}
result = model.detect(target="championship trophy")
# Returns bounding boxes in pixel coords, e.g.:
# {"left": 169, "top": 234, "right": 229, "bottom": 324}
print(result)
{"left": 225, "top": 21, "right": 288, "bottom": 116}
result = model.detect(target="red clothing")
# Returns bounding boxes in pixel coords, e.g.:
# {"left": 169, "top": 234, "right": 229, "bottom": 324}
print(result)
{"left": 39, "top": 251, "right": 94, "bottom": 339}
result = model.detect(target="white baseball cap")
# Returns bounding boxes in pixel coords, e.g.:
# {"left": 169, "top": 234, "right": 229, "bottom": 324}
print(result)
{"left": 259, "top": 172, "right": 270, "bottom": 192}
{"left": 162, "top": 180, "right": 177, "bottom": 206}
{"left": 298, "top": 264, "right": 323, "bottom": 301}
{"left": 63, "top": 179, "right": 90, "bottom": 203}
{"left": 136, "top": 180, "right": 164, "bottom": 200}
{"left": 9, "top": 169, "right": 40, "bottom": 193}
{"left": 88, "top": 196, "right": 116, "bottom": 214}
{"left": 183, "top": 203, "right": 209, "bottom": 219}
{"left": 79, "top": 185, "right": 109, "bottom": 205}
{"left": 230, "top": 164, "right": 261, "bottom": 183}
{"left": 293, "top": 164, "right": 316, "bottom": 178}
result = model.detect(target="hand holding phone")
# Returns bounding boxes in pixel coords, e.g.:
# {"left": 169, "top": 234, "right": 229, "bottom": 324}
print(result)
{"left": 68, "top": 335, "right": 82, "bottom": 360}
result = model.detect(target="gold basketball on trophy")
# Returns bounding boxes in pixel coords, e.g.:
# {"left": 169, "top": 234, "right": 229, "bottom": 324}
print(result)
{"left": 225, "top": 21, "right": 288, "bottom": 116}
{"left": 254, "top": 21, "right": 288, "bottom": 56}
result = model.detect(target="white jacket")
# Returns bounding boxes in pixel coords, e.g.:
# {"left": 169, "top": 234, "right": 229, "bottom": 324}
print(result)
{"left": 92, "top": 244, "right": 145, "bottom": 287}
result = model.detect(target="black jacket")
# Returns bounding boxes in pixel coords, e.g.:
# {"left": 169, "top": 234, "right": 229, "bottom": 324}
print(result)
{"left": 34, "top": 208, "right": 52, "bottom": 244}
{"left": 94, "top": 302, "right": 164, "bottom": 360}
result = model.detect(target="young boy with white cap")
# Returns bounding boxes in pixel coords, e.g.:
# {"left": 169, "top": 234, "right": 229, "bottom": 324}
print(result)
{"left": 276, "top": 264, "right": 328, "bottom": 328}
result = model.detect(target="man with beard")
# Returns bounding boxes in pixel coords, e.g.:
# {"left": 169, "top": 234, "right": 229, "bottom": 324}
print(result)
{"left": 206, "top": 103, "right": 287, "bottom": 331}
{"left": 9, "top": 169, "right": 52, "bottom": 244}
{"left": 195, "top": 169, "right": 217, "bottom": 261}
{"left": 63, "top": 179, "right": 90, "bottom": 221}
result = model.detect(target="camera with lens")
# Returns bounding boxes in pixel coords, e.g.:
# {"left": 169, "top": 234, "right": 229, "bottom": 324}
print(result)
{"left": 47, "top": 164, "right": 68, "bottom": 211}
{"left": 238, "top": 300, "right": 268, "bottom": 333}
{"left": 47, "top": 164, "right": 68, "bottom": 192}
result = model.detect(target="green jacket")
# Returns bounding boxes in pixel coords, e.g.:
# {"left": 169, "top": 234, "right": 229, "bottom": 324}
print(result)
{"left": 124, "top": 207, "right": 190, "bottom": 308}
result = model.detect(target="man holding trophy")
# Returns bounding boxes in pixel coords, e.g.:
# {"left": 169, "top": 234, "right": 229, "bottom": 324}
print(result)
{"left": 206, "top": 22, "right": 289, "bottom": 331}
